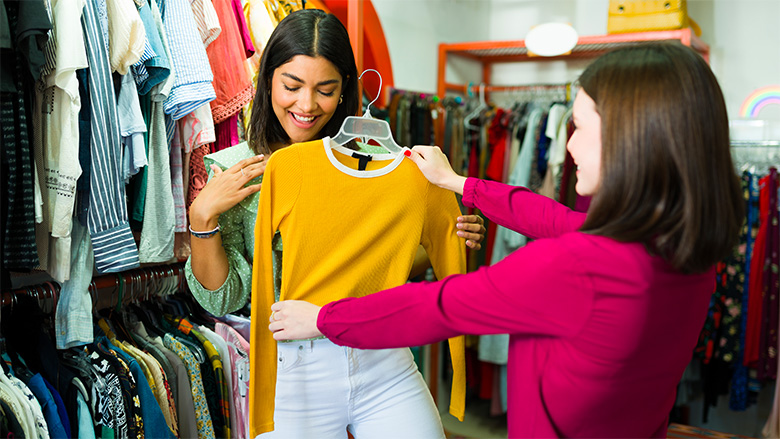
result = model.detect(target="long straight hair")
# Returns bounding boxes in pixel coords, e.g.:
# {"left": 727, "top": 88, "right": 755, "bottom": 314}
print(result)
{"left": 247, "top": 9, "right": 359, "bottom": 155}
{"left": 578, "top": 43, "right": 744, "bottom": 274}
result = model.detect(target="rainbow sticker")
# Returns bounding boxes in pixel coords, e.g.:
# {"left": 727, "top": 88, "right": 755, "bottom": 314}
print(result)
{"left": 740, "top": 85, "right": 780, "bottom": 118}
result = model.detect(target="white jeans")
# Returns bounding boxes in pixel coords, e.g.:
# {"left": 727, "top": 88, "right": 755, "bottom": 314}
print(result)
{"left": 257, "top": 338, "right": 445, "bottom": 439}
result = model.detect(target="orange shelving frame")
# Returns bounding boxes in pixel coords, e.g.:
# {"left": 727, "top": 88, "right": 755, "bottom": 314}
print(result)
{"left": 347, "top": 0, "right": 363, "bottom": 97}
{"left": 436, "top": 27, "right": 710, "bottom": 100}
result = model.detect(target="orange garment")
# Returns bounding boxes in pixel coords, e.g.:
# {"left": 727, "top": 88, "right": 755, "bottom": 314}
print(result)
{"left": 249, "top": 139, "right": 467, "bottom": 436}
{"left": 206, "top": 0, "right": 255, "bottom": 124}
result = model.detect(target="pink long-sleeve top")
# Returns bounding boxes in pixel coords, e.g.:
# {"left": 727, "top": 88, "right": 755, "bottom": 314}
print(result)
{"left": 318, "top": 177, "right": 714, "bottom": 438}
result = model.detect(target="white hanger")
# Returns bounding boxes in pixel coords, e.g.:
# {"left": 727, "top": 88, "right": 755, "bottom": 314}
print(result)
{"left": 331, "top": 69, "right": 406, "bottom": 154}
{"left": 464, "top": 83, "right": 487, "bottom": 131}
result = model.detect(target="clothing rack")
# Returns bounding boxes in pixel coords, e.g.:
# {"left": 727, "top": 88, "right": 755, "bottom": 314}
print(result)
{"left": 387, "top": 86, "right": 441, "bottom": 101}
{"left": 1, "top": 262, "right": 186, "bottom": 312}
{"left": 731, "top": 140, "right": 780, "bottom": 173}
{"left": 459, "top": 82, "right": 572, "bottom": 100}
{"left": 1, "top": 280, "right": 60, "bottom": 314}
{"left": 470, "top": 83, "right": 572, "bottom": 110}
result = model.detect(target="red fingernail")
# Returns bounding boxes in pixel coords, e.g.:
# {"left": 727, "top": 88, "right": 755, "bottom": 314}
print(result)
{"left": 403, "top": 150, "right": 411, "bottom": 157}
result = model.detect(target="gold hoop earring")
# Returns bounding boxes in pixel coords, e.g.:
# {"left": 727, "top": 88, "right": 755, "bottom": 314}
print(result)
{"left": 339, "top": 95, "right": 343, "bottom": 104}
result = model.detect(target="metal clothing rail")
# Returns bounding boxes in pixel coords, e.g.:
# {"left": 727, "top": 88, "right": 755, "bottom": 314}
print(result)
{"left": 731, "top": 141, "right": 780, "bottom": 174}
{"left": 731, "top": 141, "right": 780, "bottom": 147}
{"left": 1, "top": 262, "right": 186, "bottom": 311}
{"left": 464, "top": 83, "right": 573, "bottom": 108}
{"left": 454, "top": 82, "right": 571, "bottom": 96}
{"left": 386, "top": 86, "right": 443, "bottom": 108}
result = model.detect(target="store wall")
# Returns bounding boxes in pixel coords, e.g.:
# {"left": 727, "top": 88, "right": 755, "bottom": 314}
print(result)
{"left": 370, "top": 0, "right": 490, "bottom": 95}
{"left": 487, "top": 0, "right": 780, "bottom": 127}
{"left": 486, "top": 0, "right": 605, "bottom": 93}
{"left": 689, "top": 0, "right": 780, "bottom": 136}
{"left": 376, "top": 0, "right": 780, "bottom": 134}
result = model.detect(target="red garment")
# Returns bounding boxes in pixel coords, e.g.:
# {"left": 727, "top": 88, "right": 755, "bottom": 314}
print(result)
{"left": 485, "top": 109, "right": 508, "bottom": 182}
{"left": 466, "top": 347, "right": 479, "bottom": 393}
{"left": 467, "top": 133, "right": 480, "bottom": 179}
{"left": 319, "top": 178, "right": 714, "bottom": 438}
{"left": 558, "top": 120, "right": 576, "bottom": 207}
{"left": 207, "top": 0, "right": 254, "bottom": 124}
{"left": 214, "top": 115, "right": 240, "bottom": 152}
{"left": 758, "top": 169, "right": 779, "bottom": 380}
{"left": 479, "top": 360, "right": 494, "bottom": 400}
{"left": 230, "top": 0, "right": 255, "bottom": 58}
{"left": 744, "top": 175, "right": 770, "bottom": 367}
{"left": 483, "top": 109, "right": 510, "bottom": 265}
{"left": 559, "top": 151, "right": 574, "bottom": 205}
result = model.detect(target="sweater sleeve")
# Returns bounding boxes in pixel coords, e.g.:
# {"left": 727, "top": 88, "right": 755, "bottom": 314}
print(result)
{"left": 422, "top": 181, "right": 467, "bottom": 280}
{"left": 319, "top": 235, "right": 595, "bottom": 347}
{"left": 461, "top": 177, "right": 587, "bottom": 239}
{"left": 248, "top": 147, "right": 301, "bottom": 437}
{"left": 421, "top": 181, "right": 468, "bottom": 420}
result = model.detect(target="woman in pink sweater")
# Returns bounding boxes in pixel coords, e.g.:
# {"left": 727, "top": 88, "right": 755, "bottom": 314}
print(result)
{"left": 268, "top": 43, "right": 745, "bottom": 437}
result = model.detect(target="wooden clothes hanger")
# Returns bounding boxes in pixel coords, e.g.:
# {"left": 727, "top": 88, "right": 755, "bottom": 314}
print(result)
{"left": 330, "top": 69, "right": 407, "bottom": 155}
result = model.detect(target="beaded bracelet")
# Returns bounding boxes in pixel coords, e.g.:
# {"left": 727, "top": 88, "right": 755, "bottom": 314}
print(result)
{"left": 189, "top": 224, "right": 221, "bottom": 239}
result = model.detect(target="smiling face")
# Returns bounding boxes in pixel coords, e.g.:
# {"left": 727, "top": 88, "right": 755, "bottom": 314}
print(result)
{"left": 271, "top": 55, "right": 343, "bottom": 145}
{"left": 567, "top": 90, "right": 603, "bottom": 197}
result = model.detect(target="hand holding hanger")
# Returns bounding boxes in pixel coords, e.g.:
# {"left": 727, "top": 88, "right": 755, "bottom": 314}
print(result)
{"left": 404, "top": 145, "right": 468, "bottom": 195}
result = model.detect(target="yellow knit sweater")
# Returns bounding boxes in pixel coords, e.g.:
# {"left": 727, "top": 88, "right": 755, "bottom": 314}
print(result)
{"left": 249, "top": 138, "right": 466, "bottom": 436}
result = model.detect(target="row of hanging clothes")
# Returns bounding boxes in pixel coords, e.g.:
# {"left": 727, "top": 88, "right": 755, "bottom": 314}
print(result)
{"left": 0, "top": 0, "right": 307, "bottom": 290}
{"left": 674, "top": 141, "right": 780, "bottom": 436}
{"left": 0, "top": 263, "right": 253, "bottom": 439}
{"left": 385, "top": 83, "right": 588, "bottom": 416}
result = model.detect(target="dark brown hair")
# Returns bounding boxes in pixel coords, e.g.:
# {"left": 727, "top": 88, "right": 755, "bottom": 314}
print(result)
{"left": 578, "top": 43, "right": 744, "bottom": 274}
{"left": 247, "top": 9, "right": 359, "bottom": 155}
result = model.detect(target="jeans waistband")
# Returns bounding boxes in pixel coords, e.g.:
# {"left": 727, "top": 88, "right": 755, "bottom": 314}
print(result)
{"left": 279, "top": 335, "right": 328, "bottom": 344}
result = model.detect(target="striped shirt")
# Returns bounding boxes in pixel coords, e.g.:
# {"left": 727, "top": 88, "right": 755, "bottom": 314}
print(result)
{"left": 190, "top": 0, "right": 221, "bottom": 47}
{"left": 81, "top": 0, "right": 141, "bottom": 272}
{"left": 160, "top": 0, "right": 216, "bottom": 120}
{"left": 40, "top": 0, "right": 57, "bottom": 80}
{"left": 130, "top": 38, "right": 155, "bottom": 87}
{"left": 132, "top": 0, "right": 170, "bottom": 95}
{"left": 55, "top": 221, "right": 95, "bottom": 349}
{"left": 1, "top": 1, "right": 49, "bottom": 271}
{"left": 170, "top": 125, "right": 186, "bottom": 233}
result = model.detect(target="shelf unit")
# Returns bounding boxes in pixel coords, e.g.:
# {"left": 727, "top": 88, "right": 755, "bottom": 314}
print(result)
{"left": 436, "top": 27, "right": 709, "bottom": 99}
